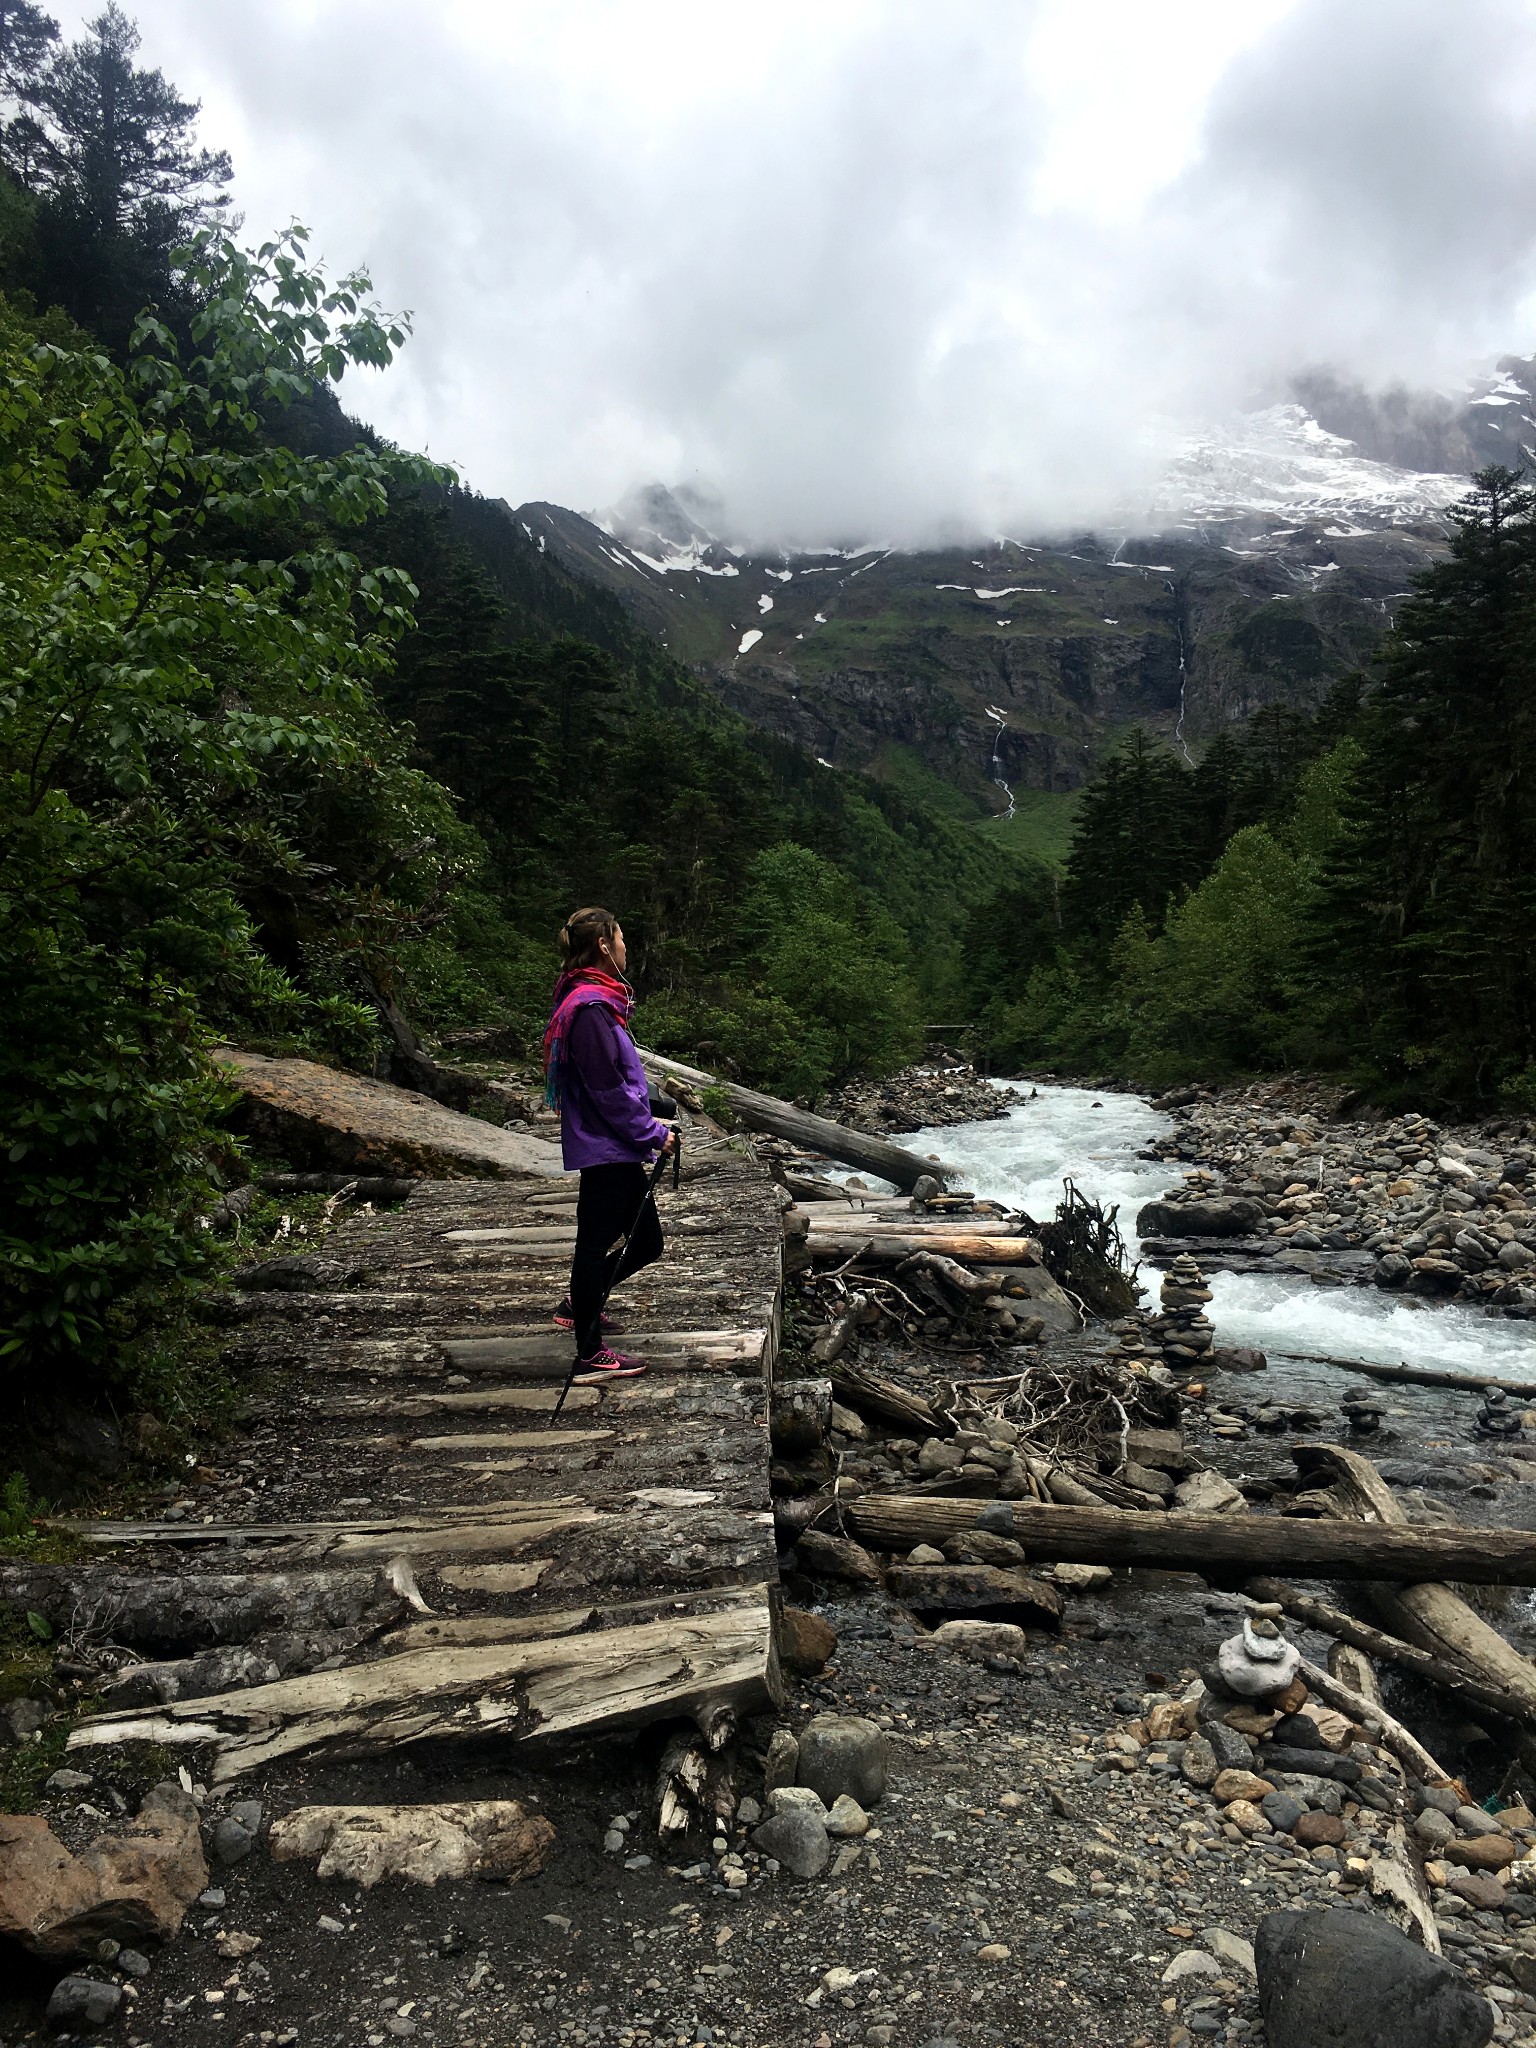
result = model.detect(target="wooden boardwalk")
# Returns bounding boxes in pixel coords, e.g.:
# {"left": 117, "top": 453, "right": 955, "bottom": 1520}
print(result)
{"left": 55, "top": 1144, "right": 787, "bottom": 1785}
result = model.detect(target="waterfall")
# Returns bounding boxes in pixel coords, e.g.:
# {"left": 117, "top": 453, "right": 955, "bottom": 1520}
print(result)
{"left": 986, "top": 706, "right": 1016, "bottom": 820}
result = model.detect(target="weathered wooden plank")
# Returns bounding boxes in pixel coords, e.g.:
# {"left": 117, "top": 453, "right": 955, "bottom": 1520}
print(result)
{"left": 68, "top": 1601, "right": 784, "bottom": 1781}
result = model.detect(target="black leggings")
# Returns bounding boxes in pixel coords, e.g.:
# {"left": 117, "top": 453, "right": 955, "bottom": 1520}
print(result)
{"left": 569, "top": 1161, "right": 664, "bottom": 1358}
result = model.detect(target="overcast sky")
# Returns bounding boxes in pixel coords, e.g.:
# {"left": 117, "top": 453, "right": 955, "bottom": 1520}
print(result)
{"left": 56, "top": 0, "right": 1536, "bottom": 542}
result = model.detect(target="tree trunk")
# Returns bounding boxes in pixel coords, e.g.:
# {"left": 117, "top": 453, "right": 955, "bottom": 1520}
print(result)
{"left": 827, "top": 1364, "right": 948, "bottom": 1438}
{"left": 844, "top": 1492, "right": 1536, "bottom": 1585}
{"left": 638, "top": 1049, "right": 960, "bottom": 1190}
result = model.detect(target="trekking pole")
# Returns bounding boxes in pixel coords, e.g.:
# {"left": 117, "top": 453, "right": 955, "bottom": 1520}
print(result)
{"left": 553, "top": 1131, "right": 680, "bottom": 1417}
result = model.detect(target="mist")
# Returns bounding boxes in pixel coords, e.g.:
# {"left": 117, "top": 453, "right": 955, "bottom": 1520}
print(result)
{"left": 64, "top": 0, "right": 1536, "bottom": 545}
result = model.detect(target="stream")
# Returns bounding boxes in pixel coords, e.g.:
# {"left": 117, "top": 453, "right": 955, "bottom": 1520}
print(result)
{"left": 906, "top": 1079, "right": 1536, "bottom": 1384}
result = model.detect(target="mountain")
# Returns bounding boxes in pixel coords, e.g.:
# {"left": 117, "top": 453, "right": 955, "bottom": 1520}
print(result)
{"left": 503, "top": 388, "right": 1519, "bottom": 851}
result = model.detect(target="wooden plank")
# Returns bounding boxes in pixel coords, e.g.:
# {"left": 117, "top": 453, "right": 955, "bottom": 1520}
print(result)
{"left": 68, "top": 1602, "right": 784, "bottom": 1782}
{"left": 846, "top": 1493, "right": 1536, "bottom": 1585}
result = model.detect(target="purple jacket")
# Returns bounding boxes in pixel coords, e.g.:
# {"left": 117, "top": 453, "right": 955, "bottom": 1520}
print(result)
{"left": 559, "top": 995, "right": 670, "bottom": 1171}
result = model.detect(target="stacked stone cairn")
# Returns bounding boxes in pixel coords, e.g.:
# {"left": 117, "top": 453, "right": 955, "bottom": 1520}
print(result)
{"left": 1153, "top": 1253, "right": 1215, "bottom": 1370}
{"left": 1104, "top": 1318, "right": 1158, "bottom": 1374}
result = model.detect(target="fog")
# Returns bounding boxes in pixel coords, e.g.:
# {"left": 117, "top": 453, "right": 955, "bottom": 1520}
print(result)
{"left": 62, "top": 0, "right": 1536, "bottom": 544}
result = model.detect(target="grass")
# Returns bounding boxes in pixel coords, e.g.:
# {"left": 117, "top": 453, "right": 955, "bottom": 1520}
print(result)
{"left": 978, "top": 788, "right": 1082, "bottom": 866}
{"left": 870, "top": 741, "right": 991, "bottom": 822}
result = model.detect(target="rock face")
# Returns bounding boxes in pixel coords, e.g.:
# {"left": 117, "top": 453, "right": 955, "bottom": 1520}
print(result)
{"left": 0, "top": 1782, "right": 206, "bottom": 1959}
{"left": 1137, "top": 1196, "right": 1266, "bottom": 1238}
{"left": 218, "top": 1048, "right": 561, "bottom": 1180}
{"left": 1255, "top": 1908, "right": 1493, "bottom": 2048}
{"left": 268, "top": 1802, "right": 556, "bottom": 1887}
{"left": 795, "top": 1714, "right": 888, "bottom": 1809}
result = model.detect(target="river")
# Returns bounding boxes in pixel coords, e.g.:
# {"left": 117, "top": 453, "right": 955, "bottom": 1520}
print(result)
{"left": 899, "top": 1079, "right": 1536, "bottom": 1383}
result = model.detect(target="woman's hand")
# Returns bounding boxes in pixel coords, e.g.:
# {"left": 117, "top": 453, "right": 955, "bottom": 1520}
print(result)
{"left": 658, "top": 1125, "right": 679, "bottom": 1157}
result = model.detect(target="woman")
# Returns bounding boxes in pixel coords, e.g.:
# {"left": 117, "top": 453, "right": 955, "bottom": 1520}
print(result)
{"left": 543, "top": 906, "right": 675, "bottom": 1381}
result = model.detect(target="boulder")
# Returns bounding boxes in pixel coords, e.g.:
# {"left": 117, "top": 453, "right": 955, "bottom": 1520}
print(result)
{"left": 1050, "top": 1563, "right": 1113, "bottom": 1593}
{"left": 1444, "top": 1835, "right": 1516, "bottom": 1872}
{"left": 218, "top": 1047, "right": 561, "bottom": 1180}
{"left": 1255, "top": 1907, "right": 1492, "bottom": 2048}
{"left": 1174, "top": 1470, "right": 1247, "bottom": 1516}
{"left": 1137, "top": 1196, "right": 1266, "bottom": 1238}
{"left": 795, "top": 1713, "right": 888, "bottom": 1808}
{"left": 929, "top": 1619, "right": 1029, "bottom": 1660}
{"left": 0, "top": 1783, "right": 206, "bottom": 1960}
{"left": 885, "top": 1564, "right": 1062, "bottom": 1626}
{"left": 268, "top": 1802, "right": 554, "bottom": 1887}
{"left": 751, "top": 1808, "right": 830, "bottom": 1880}
{"left": 777, "top": 1607, "right": 838, "bottom": 1675}
{"left": 764, "top": 1729, "right": 799, "bottom": 1793}
{"left": 795, "top": 1530, "right": 884, "bottom": 1587}
{"left": 46, "top": 1976, "right": 123, "bottom": 2030}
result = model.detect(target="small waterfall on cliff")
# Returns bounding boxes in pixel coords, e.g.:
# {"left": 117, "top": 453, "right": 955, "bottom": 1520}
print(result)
{"left": 986, "top": 706, "right": 1016, "bottom": 820}
{"left": 1164, "top": 580, "right": 1194, "bottom": 767}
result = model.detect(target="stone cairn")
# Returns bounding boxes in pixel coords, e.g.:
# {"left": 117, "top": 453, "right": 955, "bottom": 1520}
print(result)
{"left": 1152, "top": 1253, "right": 1215, "bottom": 1370}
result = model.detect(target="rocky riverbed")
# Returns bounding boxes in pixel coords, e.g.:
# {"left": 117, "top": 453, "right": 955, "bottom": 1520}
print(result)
{"left": 1134, "top": 1081, "right": 1536, "bottom": 1318}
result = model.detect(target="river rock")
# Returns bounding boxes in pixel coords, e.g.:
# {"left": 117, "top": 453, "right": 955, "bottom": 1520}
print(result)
{"left": 752, "top": 1808, "right": 831, "bottom": 1880}
{"left": 268, "top": 1802, "right": 555, "bottom": 1887}
{"left": 1050, "top": 1562, "right": 1113, "bottom": 1592}
{"left": 1444, "top": 1835, "right": 1516, "bottom": 1871}
{"left": 764, "top": 1729, "right": 799, "bottom": 1793}
{"left": 1204, "top": 1721, "right": 1256, "bottom": 1772}
{"left": 46, "top": 1976, "right": 124, "bottom": 2030}
{"left": 1261, "top": 1791, "right": 1307, "bottom": 1834}
{"left": 777, "top": 1607, "right": 838, "bottom": 1675}
{"left": 825, "top": 1795, "right": 869, "bottom": 1838}
{"left": 929, "top": 1620, "right": 1029, "bottom": 1659}
{"left": 1415, "top": 1808, "right": 1457, "bottom": 1848}
{"left": 1214, "top": 1769, "right": 1275, "bottom": 1805}
{"left": 1291, "top": 1810, "right": 1347, "bottom": 1848}
{"left": 795, "top": 1530, "right": 883, "bottom": 1586}
{"left": 0, "top": 1783, "right": 206, "bottom": 1960}
{"left": 1174, "top": 1471, "right": 1247, "bottom": 1515}
{"left": 796, "top": 1714, "right": 888, "bottom": 1808}
{"left": 1255, "top": 1907, "right": 1493, "bottom": 2048}
{"left": 885, "top": 1565, "right": 1061, "bottom": 1626}
{"left": 1137, "top": 1196, "right": 1266, "bottom": 1238}
{"left": 1180, "top": 1735, "right": 1219, "bottom": 1788}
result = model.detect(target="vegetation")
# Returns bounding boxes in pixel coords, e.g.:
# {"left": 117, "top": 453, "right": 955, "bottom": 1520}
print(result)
{"left": 967, "top": 470, "right": 1536, "bottom": 1110}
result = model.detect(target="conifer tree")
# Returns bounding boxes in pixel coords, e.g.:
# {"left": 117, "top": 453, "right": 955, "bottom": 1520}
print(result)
{"left": 1313, "top": 466, "right": 1536, "bottom": 1102}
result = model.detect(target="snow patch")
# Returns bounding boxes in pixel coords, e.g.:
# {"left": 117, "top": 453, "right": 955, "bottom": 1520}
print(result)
{"left": 737, "top": 628, "right": 763, "bottom": 655}
{"left": 757, "top": 594, "right": 773, "bottom": 613}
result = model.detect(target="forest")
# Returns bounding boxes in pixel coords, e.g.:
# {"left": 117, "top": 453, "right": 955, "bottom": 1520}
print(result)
{"left": 2, "top": 3, "right": 1532, "bottom": 1413}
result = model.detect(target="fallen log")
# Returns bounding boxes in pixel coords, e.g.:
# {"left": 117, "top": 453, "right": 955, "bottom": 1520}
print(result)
{"left": 637, "top": 1049, "right": 959, "bottom": 1190}
{"left": 258, "top": 1173, "right": 419, "bottom": 1200}
{"left": 1246, "top": 1576, "right": 1536, "bottom": 1735}
{"left": 1296, "top": 1655, "right": 1453, "bottom": 1788}
{"left": 895, "top": 1251, "right": 997, "bottom": 1298}
{"left": 826, "top": 1363, "right": 948, "bottom": 1438}
{"left": 802, "top": 1232, "right": 1039, "bottom": 1267}
{"left": 1277, "top": 1351, "right": 1536, "bottom": 1397}
{"left": 68, "top": 1602, "right": 783, "bottom": 1783}
{"left": 844, "top": 1493, "right": 1536, "bottom": 1584}
{"left": 1289, "top": 1442, "right": 1536, "bottom": 1725}
{"left": 0, "top": 1566, "right": 400, "bottom": 1652}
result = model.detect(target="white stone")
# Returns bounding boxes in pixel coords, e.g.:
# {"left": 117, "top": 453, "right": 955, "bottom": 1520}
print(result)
{"left": 269, "top": 1802, "right": 552, "bottom": 1888}
{"left": 1162, "top": 1949, "right": 1224, "bottom": 1985}
{"left": 1201, "top": 1926, "right": 1256, "bottom": 1976}
{"left": 1218, "top": 1629, "right": 1301, "bottom": 1699}
{"left": 1051, "top": 1563, "right": 1113, "bottom": 1592}
{"left": 767, "top": 1786, "right": 828, "bottom": 1818}
{"left": 1173, "top": 1470, "right": 1247, "bottom": 1515}
{"left": 825, "top": 1795, "right": 869, "bottom": 1839}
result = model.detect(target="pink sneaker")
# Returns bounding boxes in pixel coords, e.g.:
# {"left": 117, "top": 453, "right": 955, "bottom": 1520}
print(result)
{"left": 572, "top": 1347, "right": 648, "bottom": 1383}
{"left": 552, "top": 1297, "right": 619, "bottom": 1333}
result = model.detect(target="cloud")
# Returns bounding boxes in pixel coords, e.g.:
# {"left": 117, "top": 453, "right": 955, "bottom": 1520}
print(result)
{"left": 56, "top": 0, "right": 1536, "bottom": 541}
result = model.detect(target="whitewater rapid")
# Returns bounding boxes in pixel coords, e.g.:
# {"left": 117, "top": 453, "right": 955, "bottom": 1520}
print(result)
{"left": 899, "top": 1080, "right": 1536, "bottom": 1383}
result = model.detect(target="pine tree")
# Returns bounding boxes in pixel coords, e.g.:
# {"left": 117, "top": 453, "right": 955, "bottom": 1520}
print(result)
{"left": 1313, "top": 466, "right": 1536, "bottom": 1103}
{"left": 5, "top": 4, "right": 229, "bottom": 340}
{"left": 1059, "top": 731, "right": 1199, "bottom": 938}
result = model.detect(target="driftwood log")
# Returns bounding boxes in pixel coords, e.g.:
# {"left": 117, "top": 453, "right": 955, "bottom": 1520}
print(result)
{"left": 1296, "top": 1655, "right": 1453, "bottom": 1788}
{"left": 0, "top": 1566, "right": 401, "bottom": 1651}
{"left": 798, "top": 1232, "right": 1039, "bottom": 1267}
{"left": 826, "top": 1363, "right": 948, "bottom": 1438}
{"left": 638, "top": 1049, "right": 959, "bottom": 1190}
{"left": 1289, "top": 1443, "right": 1536, "bottom": 1724}
{"left": 845, "top": 1494, "right": 1536, "bottom": 1585}
{"left": 1276, "top": 1351, "right": 1536, "bottom": 1397}
{"left": 896, "top": 1251, "right": 997, "bottom": 1298}
{"left": 69, "top": 1601, "right": 782, "bottom": 1784}
{"left": 1248, "top": 1576, "right": 1536, "bottom": 1735}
